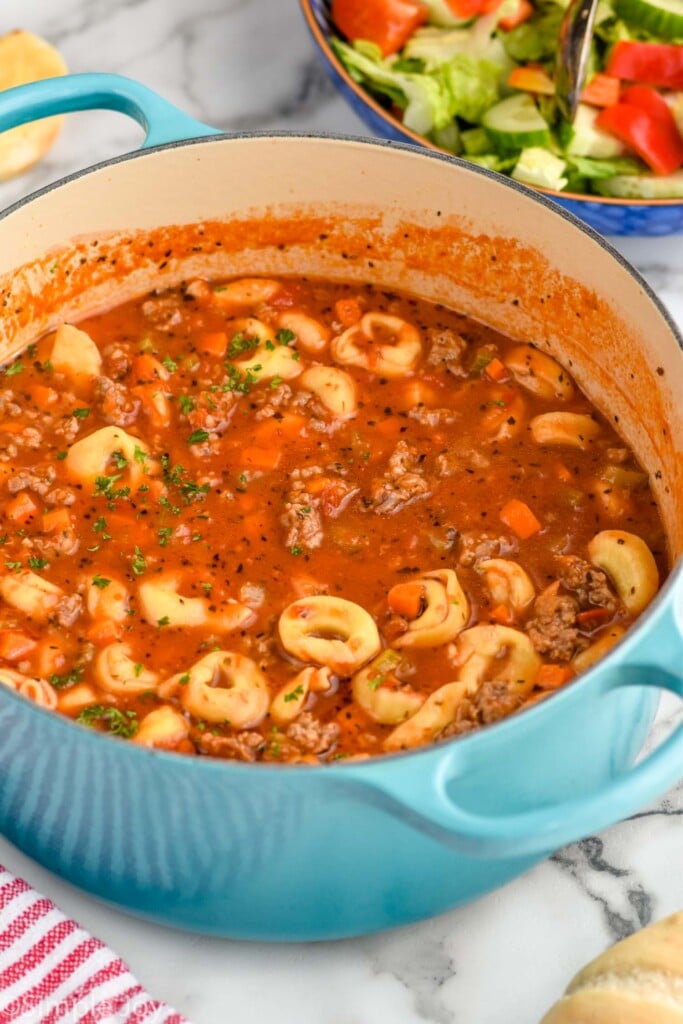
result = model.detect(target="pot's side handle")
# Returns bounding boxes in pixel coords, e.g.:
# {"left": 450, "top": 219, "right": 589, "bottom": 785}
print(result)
{"left": 0, "top": 72, "right": 220, "bottom": 148}
{"left": 357, "top": 582, "right": 683, "bottom": 859}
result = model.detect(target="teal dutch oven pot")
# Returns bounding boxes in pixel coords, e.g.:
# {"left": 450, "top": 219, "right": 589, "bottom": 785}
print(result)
{"left": 0, "top": 74, "right": 681, "bottom": 940}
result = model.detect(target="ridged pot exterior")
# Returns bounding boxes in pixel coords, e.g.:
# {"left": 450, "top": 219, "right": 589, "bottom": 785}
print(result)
{"left": 0, "top": 135, "right": 680, "bottom": 938}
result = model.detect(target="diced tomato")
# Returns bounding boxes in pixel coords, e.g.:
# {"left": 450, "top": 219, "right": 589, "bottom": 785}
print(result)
{"left": 597, "top": 102, "right": 683, "bottom": 176}
{"left": 606, "top": 41, "right": 683, "bottom": 91}
{"left": 580, "top": 73, "right": 621, "bottom": 108}
{"left": 331, "top": 0, "right": 428, "bottom": 57}
{"left": 490, "top": 603, "right": 514, "bottom": 625}
{"left": 445, "top": 0, "right": 487, "bottom": 16}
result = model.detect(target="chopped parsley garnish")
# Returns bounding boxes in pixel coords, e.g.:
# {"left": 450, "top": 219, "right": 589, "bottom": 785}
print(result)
{"left": 130, "top": 547, "right": 146, "bottom": 576}
{"left": 158, "top": 527, "right": 173, "bottom": 547}
{"left": 133, "top": 444, "right": 148, "bottom": 465}
{"left": 162, "top": 354, "right": 178, "bottom": 373}
{"left": 187, "top": 428, "right": 209, "bottom": 445}
{"left": 134, "top": 663, "right": 144, "bottom": 677}
{"left": 276, "top": 328, "right": 296, "bottom": 346}
{"left": 4, "top": 361, "right": 23, "bottom": 376}
{"left": 222, "top": 363, "right": 260, "bottom": 394}
{"left": 28, "top": 556, "right": 49, "bottom": 570}
{"left": 77, "top": 705, "right": 138, "bottom": 738}
{"left": 227, "top": 332, "right": 259, "bottom": 358}
{"left": 49, "top": 666, "right": 84, "bottom": 690}
{"left": 111, "top": 449, "right": 128, "bottom": 469}
{"left": 93, "top": 475, "right": 130, "bottom": 502}
{"left": 91, "top": 574, "right": 111, "bottom": 590}
{"left": 4, "top": 561, "right": 22, "bottom": 571}
{"left": 367, "top": 674, "right": 385, "bottom": 691}
{"left": 269, "top": 376, "right": 283, "bottom": 389}
{"left": 178, "top": 672, "right": 190, "bottom": 685}
{"left": 55, "top": 451, "right": 68, "bottom": 460}
{"left": 157, "top": 616, "right": 170, "bottom": 627}
{"left": 179, "top": 395, "right": 196, "bottom": 415}
{"left": 201, "top": 581, "right": 212, "bottom": 593}
{"left": 290, "top": 546, "right": 303, "bottom": 556}
{"left": 283, "top": 684, "right": 304, "bottom": 704}
{"left": 72, "top": 407, "right": 90, "bottom": 419}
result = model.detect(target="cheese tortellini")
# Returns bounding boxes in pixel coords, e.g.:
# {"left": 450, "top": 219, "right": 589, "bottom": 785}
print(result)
{"left": 278, "top": 595, "right": 381, "bottom": 675}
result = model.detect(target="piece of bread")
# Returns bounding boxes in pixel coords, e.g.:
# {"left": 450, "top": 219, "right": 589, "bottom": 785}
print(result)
{"left": 541, "top": 913, "right": 683, "bottom": 1023}
{"left": 0, "top": 29, "right": 68, "bottom": 181}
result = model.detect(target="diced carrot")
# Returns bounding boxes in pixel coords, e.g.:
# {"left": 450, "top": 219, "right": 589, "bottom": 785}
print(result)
{"left": 29, "top": 384, "right": 59, "bottom": 409}
{"left": 132, "top": 384, "right": 171, "bottom": 429}
{"left": 508, "top": 65, "right": 555, "bottom": 96}
{"left": 0, "top": 423, "right": 26, "bottom": 433}
{"left": 240, "top": 512, "right": 269, "bottom": 542}
{"left": 34, "top": 637, "right": 68, "bottom": 678}
{"left": 131, "top": 354, "right": 169, "bottom": 383}
{"left": 334, "top": 297, "right": 364, "bottom": 327}
{"left": 387, "top": 581, "right": 424, "bottom": 620}
{"left": 581, "top": 73, "right": 621, "bottom": 108}
{"left": 41, "top": 508, "right": 72, "bottom": 534}
{"left": 483, "top": 356, "right": 508, "bottom": 382}
{"left": 0, "top": 630, "right": 37, "bottom": 662}
{"left": 5, "top": 491, "right": 39, "bottom": 524}
{"left": 375, "top": 417, "right": 402, "bottom": 439}
{"left": 536, "top": 664, "right": 574, "bottom": 690}
{"left": 289, "top": 754, "right": 320, "bottom": 765}
{"left": 252, "top": 413, "right": 307, "bottom": 446}
{"left": 303, "top": 475, "right": 330, "bottom": 495}
{"left": 555, "top": 463, "right": 573, "bottom": 484}
{"left": 235, "top": 491, "right": 259, "bottom": 514}
{"left": 86, "top": 620, "right": 122, "bottom": 645}
{"left": 498, "top": 0, "right": 533, "bottom": 30}
{"left": 241, "top": 447, "right": 282, "bottom": 471}
{"left": 500, "top": 498, "right": 542, "bottom": 539}
{"left": 197, "top": 331, "right": 227, "bottom": 357}
{"left": 576, "top": 607, "right": 613, "bottom": 627}
{"left": 490, "top": 603, "right": 514, "bottom": 625}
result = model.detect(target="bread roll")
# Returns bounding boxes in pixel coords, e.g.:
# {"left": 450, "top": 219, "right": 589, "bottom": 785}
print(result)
{"left": 0, "top": 29, "right": 68, "bottom": 181}
{"left": 541, "top": 913, "right": 683, "bottom": 1023}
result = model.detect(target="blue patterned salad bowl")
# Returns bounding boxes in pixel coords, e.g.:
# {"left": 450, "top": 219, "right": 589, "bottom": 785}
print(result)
{"left": 0, "top": 73, "right": 680, "bottom": 940}
{"left": 301, "top": 0, "right": 683, "bottom": 236}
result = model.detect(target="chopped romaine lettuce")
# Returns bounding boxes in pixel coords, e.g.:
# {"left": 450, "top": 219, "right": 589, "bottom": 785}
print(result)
{"left": 461, "top": 126, "right": 491, "bottom": 154}
{"left": 501, "top": 4, "right": 564, "bottom": 61}
{"left": 437, "top": 54, "right": 501, "bottom": 123}
{"left": 566, "top": 155, "right": 643, "bottom": 177}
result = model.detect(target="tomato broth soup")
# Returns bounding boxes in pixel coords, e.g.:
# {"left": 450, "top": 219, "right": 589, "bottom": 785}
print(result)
{"left": 0, "top": 276, "right": 667, "bottom": 762}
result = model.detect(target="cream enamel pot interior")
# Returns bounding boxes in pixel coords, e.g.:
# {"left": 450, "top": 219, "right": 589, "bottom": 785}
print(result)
{"left": 0, "top": 75, "right": 681, "bottom": 940}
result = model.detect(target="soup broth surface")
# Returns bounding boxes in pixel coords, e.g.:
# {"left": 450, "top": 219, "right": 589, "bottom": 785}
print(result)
{"left": 0, "top": 276, "right": 667, "bottom": 761}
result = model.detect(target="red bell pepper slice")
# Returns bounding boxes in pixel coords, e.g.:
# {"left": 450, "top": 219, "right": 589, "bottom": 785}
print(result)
{"left": 447, "top": 0, "right": 488, "bottom": 16}
{"left": 331, "top": 0, "right": 428, "bottom": 57}
{"left": 497, "top": 0, "right": 534, "bottom": 30}
{"left": 621, "top": 84, "right": 674, "bottom": 122}
{"left": 597, "top": 102, "right": 683, "bottom": 175}
{"left": 607, "top": 41, "right": 683, "bottom": 90}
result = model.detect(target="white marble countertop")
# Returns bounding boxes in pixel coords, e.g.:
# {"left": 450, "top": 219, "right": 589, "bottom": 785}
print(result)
{"left": 0, "top": 1, "right": 682, "bottom": 1022}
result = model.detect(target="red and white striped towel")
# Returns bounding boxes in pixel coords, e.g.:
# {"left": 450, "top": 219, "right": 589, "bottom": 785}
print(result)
{"left": 0, "top": 866, "right": 189, "bottom": 1024}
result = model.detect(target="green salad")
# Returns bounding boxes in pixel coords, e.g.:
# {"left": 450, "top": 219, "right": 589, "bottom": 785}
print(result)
{"left": 331, "top": 0, "right": 683, "bottom": 197}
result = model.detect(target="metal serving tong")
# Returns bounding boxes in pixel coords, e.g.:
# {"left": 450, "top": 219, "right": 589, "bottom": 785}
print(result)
{"left": 555, "top": 0, "right": 602, "bottom": 121}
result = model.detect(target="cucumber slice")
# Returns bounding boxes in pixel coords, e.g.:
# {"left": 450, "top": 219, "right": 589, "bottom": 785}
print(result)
{"left": 614, "top": 0, "right": 683, "bottom": 37}
{"left": 566, "top": 104, "right": 627, "bottom": 159}
{"left": 594, "top": 170, "right": 683, "bottom": 198}
{"left": 512, "top": 147, "right": 569, "bottom": 191}
{"left": 482, "top": 94, "right": 550, "bottom": 152}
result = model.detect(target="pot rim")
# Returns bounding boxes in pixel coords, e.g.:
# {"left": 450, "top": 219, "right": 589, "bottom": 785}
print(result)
{"left": 0, "top": 128, "right": 680, "bottom": 775}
